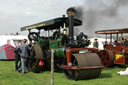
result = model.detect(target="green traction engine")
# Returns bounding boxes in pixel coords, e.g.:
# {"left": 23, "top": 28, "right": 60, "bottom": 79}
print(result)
{"left": 21, "top": 8, "right": 103, "bottom": 80}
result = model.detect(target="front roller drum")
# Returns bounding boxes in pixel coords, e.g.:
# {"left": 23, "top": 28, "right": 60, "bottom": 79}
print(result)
{"left": 64, "top": 53, "right": 103, "bottom": 80}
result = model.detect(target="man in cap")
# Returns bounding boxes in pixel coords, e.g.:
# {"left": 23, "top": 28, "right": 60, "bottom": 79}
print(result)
{"left": 93, "top": 38, "right": 99, "bottom": 49}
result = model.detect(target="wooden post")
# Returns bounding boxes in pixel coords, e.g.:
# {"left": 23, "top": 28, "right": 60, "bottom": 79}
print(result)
{"left": 51, "top": 49, "right": 54, "bottom": 85}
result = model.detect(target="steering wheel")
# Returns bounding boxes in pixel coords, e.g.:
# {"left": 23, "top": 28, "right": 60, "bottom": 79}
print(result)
{"left": 28, "top": 32, "right": 40, "bottom": 41}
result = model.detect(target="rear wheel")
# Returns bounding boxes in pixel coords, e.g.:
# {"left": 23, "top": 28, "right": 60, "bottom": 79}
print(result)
{"left": 28, "top": 44, "right": 43, "bottom": 73}
{"left": 31, "top": 59, "right": 40, "bottom": 73}
{"left": 98, "top": 50, "right": 115, "bottom": 67}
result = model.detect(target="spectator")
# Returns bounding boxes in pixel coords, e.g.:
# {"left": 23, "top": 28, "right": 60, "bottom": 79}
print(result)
{"left": 18, "top": 39, "right": 32, "bottom": 74}
{"left": 14, "top": 42, "right": 21, "bottom": 70}
{"left": 103, "top": 41, "right": 107, "bottom": 50}
{"left": 93, "top": 38, "right": 99, "bottom": 49}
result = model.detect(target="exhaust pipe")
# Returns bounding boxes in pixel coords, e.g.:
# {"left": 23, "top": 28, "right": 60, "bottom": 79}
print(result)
{"left": 67, "top": 7, "right": 76, "bottom": 46}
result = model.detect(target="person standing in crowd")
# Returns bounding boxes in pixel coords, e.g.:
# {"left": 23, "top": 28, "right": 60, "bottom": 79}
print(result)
{"left": 93, "top": 38, "right": 99, "bottom": 49}
{"left": 18, "top": 39, "right": 32, "bottom": 74}
{"left": 103, "top": 41, "right": 107, "bottom": 50}
{"left": 14, "top": 42, "right": 22, "bottom": 70}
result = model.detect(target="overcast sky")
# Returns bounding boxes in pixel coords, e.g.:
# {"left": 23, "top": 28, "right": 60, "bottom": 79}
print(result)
{"left": 0, "top": 0, "right": 128, "bottom": 36}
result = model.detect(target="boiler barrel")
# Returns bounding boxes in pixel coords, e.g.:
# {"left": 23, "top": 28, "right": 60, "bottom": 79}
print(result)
{"left": 54, "top": 48, "right": 66, "bottom": 58}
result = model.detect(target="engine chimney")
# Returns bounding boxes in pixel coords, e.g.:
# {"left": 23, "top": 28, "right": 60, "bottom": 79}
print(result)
{"left": 67, "top": 7, "right": 75, "bottom": 45}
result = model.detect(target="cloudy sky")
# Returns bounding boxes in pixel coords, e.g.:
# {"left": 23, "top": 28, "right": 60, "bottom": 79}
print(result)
{"left": 0, "top": 0, "right": 128, "bottom": 36}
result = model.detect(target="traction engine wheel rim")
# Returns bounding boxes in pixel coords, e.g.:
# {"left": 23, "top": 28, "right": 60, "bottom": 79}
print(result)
{"left": 98, "top": 50, "right": 114, "bottom": 67}
{"left": 64, "top": 56, "right": 79, "bottom": 80}
{"left": 28, "top": 59, "right": 40, "bottom": 73}
{"left": 28, "top": 44, "right": 43, "bottom": 73}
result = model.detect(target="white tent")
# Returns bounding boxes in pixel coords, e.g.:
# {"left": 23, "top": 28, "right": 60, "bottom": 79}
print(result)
{"left": 0, "top": 35, "right": 28, "bottom": 47}
{"left": 88, "top": 37, "right": 112, "bottom": 50}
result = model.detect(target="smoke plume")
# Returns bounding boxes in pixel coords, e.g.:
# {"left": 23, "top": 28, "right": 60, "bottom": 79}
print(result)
{"left": 73, "top": 0, "right": 128, "bottom": 36}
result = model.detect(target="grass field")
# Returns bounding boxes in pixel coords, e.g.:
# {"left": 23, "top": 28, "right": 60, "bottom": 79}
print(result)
{"left": 0, "top": 61, "right": 127, "bottom": 85}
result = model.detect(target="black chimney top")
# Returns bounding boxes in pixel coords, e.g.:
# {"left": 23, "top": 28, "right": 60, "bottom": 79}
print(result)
{"left": 67, "top": 7, "right": 76, "bottom": 13}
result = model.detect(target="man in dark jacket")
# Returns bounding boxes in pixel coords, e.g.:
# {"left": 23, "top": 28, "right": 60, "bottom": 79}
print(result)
{"left": 18, "top": 39, "right": 32, "bottom": 73}
{"left": 14, "top": 42, "right": 21, "bottom": 70}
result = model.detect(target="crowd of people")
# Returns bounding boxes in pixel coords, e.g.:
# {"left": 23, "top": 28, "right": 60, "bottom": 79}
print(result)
{"left": 14, "top": 39, "right": 32, "bottom": 74}
{"left": 93, "top": 37, "right": 128, "bottom": 51}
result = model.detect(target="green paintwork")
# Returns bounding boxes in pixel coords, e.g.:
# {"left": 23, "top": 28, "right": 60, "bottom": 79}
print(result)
{"left": 21, "top": 17, "right": 82, "bottom": 31}
{"left": 49, "top": 40, "right": 58, "bottom": 49}
{"left": 57, "top": 37, "right": 63, "bottom": 47}
{"left": 49, "top": 39, "right": 65, "bottom": 58}
{"left": 37, "top": 37, "right": 47, "bottom": 46}
{"left": 55, "top": 48, "right": 65, "bottom": 58}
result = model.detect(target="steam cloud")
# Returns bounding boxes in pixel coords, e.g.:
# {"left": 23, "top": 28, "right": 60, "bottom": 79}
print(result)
{"left": 73, "top": 0, "right": 128, "bottom": 36}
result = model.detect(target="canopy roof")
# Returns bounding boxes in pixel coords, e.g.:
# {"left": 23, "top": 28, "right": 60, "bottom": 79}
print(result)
{"left": 21, "top": 17, "right": 82, "bottom": 31}
{"left": 95, "top": 28, "right": 128, "bottom": 34}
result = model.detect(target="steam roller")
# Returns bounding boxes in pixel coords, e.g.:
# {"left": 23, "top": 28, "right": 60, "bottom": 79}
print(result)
{"left": 61, "top": 49, "right": 103, "bottom": 80}
{"left": 97, "top": 50, "right": 115, "bottom": 67}
{"left": 20, "top": 7, "right": 103, "bottom": 80}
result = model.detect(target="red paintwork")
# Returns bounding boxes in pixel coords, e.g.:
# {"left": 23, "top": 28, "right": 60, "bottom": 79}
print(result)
{"left": 115, "top": 45, "right": 123, "bottom": 52}
{"left": 96, "top": 28, "right": 128, "bottom": 66}
{"left": 115, "top": 54, "right": 128, "bottom": 64}
{"left": 97, "top": 50, "right": 114, "bottom": 67}
{"left": 66, "top": 48, "right": 97, "bottom": 66}
{"left": 105, "top": 44, "right": 123, "bottom": 53}
{"left": 60, "top": 64, "right": 103, "bottom": 70}
{"left": 123, "top": 47, "right": 128, "bottom": 53}
{"left": 125, "top": 55, "right": 128, "bottom": 64}
{"left": 105, "top": 44, "right": 113, "bottom": 50}
{"left": 39, "top": 60, "right": 44, "bottom": 67}
{"left": 105, "top": 44, "right": 128, "bottom": 65}
{"left": 114, "top": 56, "right": 124, "bottom": 65}
{"left": 4, "top": 44, "right": 15, "bottom": 60}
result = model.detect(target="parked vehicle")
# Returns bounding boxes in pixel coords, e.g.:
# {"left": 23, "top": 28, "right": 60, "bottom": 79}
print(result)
{"left": 20, "top": 8, "right": 103, "bottom": 80}
{"left": 96, "top": 28, "right": 128, "bottom": 67}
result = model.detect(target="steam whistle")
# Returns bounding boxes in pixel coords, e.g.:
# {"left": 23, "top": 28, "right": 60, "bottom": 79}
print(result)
{"left": 63, "top": 23, "right": 67, "bottom": 35}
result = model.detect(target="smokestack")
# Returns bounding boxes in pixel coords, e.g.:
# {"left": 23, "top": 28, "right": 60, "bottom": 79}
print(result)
{"left": 67, "top": 7, "right": 76, "bottom": 42}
